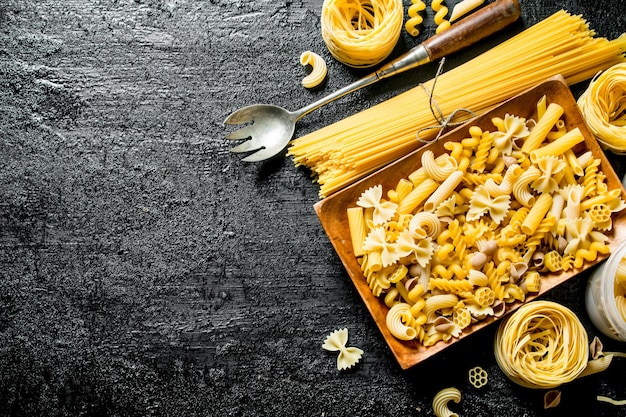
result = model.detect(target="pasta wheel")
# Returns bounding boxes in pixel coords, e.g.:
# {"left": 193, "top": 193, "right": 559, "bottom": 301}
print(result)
{"left": 468, "top": 366, "right": 488, "bottom": 388}
{"left": 321, "top": 0, "right": 404, "bottom": 68}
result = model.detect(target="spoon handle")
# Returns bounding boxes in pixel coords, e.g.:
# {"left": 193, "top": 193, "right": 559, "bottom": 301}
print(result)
{"left": 423, "top": 0, "right": 521, "bottom": 62}
{"left": 376, "top": 0, "right": 521, "bottom": 79}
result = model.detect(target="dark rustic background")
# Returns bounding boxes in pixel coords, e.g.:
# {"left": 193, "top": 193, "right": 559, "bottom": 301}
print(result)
{"left": 1, "top": 0, "right": 625, "bottom": 416}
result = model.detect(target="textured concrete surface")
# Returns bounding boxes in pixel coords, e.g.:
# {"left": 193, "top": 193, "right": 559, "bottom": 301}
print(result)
{"left": 1, "top": 0, "right": 625, "bottom": 416}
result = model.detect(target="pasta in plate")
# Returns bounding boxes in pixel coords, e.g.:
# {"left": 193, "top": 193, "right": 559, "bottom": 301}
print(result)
{"left": 344, "top": 98, "right": 626, "bottom": 348}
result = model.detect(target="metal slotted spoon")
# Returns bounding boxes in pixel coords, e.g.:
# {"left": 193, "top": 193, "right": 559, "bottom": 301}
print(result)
{"left": 224, "top": 0, "right": 520, "bottom": 162}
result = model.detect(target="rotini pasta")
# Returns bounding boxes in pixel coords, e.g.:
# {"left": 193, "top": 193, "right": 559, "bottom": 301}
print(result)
{"left": 431, "top": 0, "right": 450, "bottom": 34}
{"left": 405, "top": 0, "right": 426, "bottom": 36}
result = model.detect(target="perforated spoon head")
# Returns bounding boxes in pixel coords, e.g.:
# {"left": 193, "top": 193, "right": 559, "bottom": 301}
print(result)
{"left": 223, "top": 104, "right": 297, "bottom": 162}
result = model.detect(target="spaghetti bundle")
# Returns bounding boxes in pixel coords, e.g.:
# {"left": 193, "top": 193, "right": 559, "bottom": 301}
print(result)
{"left": 577, "top": 62, "right": 626, "bottom": 154}
{"left": 289, "top": 11, "right": 626, "bottom": 198}
{"left": 321, "top": 0, "right": 403, "bottom": 68}
{"left": 494, "top": 300, "right": 589, "bottom": 389}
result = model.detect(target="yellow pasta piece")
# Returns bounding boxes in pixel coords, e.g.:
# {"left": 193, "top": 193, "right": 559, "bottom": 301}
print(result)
{"left": 300, "top": 51, "right": 328, "bottom": 89}
{"left": 521, "top": 102, "right": 564, "bottom": 153}
{"left": 386, "top": 303, "right": 418, "bottom": 340}
{"left": 422, "top": 150, "right": 458, "bottom": 181}
{"left": 432, "top": 387, "right": 461, "bottom": 417}
{"left": 405, "top": 0, "right": 426, "bottom": 36}
{"left": 347, "top": 207, "right": 367, "bottom": 256}
{"left": 520, "top": 193, "right": 552, "bottom": 235}
{"left": 424, "top": 170, "right": 464, "bottom": 212}
{"left": 397, "top": 178, "right": 439, "bottom": 214}
{"left": 449, "top": 0, "right": 484, "bottom": 22}
{"left": 468, "top": 366, "right": 488, "bottom": 388}
{"left": 431, "top": 0, "right": 450, "bottom": 34}
{"left": 322, "top": 328, "right": 364, "bottom": 370}
{"left": 321, "top": 0, "right": 403, "bottom": 68}
{"left": 529, "top": 127, "right": 585, "bottom": 163}
{"left": 429, "top": 277, "right": 474, "bottom": 294}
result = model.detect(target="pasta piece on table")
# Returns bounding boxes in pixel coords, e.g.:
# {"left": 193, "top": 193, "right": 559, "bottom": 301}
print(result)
{"left": 432, "top": 387, "right": 461, "bottom": 417}
{"left": 299, "top": 51, "right": 327, "bottom": 89}
{"left": 322, "top": 328, "right": 364, "bottom": 370}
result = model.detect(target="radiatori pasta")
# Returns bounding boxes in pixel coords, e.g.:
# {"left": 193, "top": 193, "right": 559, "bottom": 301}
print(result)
{"left": 347, "top": 99, "right": 625, "bottom": 347}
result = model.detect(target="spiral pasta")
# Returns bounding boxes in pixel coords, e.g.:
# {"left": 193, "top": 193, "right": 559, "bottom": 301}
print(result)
{"left": 494, "top": 300, "right": 589, "bottom": 389}
{"left": 405, "top": 0, "right": 426, "bottom": 36}
{"left": 431, "top": 0, "right": 450, "bottom": 33}
{"left": 577, "top": 62, "right": 626, "bottom": 153}
{"left": 321, "top": 0, "right": 403, "bottom": 68}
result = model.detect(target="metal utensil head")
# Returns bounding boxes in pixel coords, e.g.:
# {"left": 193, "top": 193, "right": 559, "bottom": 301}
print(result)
{"left": 223, "top": 104, "right": 296, "bottom": 162}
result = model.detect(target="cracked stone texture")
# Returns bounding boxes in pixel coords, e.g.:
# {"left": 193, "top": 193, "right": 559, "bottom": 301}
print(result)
{"left": 0, "top": 0, "right": 625, "bottom": 416}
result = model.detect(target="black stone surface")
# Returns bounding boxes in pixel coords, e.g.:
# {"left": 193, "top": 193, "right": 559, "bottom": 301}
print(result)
{"left": 1, "top": 0, "right": 625, "bottom": 416}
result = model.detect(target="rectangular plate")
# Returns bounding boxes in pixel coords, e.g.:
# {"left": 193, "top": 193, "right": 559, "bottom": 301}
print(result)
{"left": 314, "top": 76, "right": 626, "bottom": 370}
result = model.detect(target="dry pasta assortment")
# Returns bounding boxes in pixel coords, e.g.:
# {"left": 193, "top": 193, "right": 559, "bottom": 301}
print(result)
{"left": 346, "top": 96, "right": 625, "bottom": 348}
{"left": 253, "top": 0, "right": 626, "bottom": 409}
{"left": 290, "top": 11, "right": 626, "bottom": 198}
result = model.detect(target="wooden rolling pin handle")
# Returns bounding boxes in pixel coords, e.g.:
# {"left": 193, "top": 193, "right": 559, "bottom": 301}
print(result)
{"left": 422, "top": 0, "right": 521, "bottom": 61}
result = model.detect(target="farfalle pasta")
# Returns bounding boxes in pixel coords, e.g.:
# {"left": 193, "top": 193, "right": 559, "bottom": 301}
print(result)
{"left": 346, "top": 97, "right": 626, "bottom": 346}
{"left": 322, "top": 328, "right": 364, "bottom": 370}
